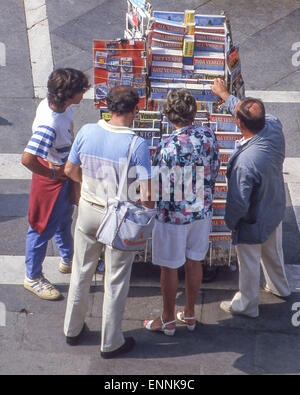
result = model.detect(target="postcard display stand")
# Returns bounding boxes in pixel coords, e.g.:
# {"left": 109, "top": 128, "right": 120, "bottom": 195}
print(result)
{"left": 93, "top": 0, "right": 245, "bottom": 269}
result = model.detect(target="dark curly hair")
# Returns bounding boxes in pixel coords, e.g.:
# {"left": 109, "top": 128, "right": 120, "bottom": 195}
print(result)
{"left": 106, "top": 86, "right": 139, "bottom": 115}
{"left": 47, "top": 68, "right": 90, "bottom": 109}
{"left": 164, "top": 88, "right": 197, "bottom": 125}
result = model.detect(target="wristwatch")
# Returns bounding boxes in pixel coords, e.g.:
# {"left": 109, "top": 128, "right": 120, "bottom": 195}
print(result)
{"left": 49, "top": 168, "right": 56, "bottom": 179}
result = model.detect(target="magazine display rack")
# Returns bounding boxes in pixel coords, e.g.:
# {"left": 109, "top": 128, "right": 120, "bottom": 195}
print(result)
{"left": 93, "top": 0, "right": 246, "bottom": 270}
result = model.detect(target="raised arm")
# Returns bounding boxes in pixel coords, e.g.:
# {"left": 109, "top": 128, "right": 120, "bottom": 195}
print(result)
{"left": 211, "top": 78, "right": 240, "bottom": 115}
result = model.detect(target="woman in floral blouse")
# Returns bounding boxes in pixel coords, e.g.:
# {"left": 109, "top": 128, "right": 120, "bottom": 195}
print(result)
{"left": 144, "top": 89, "right": 220, "bottom": 335}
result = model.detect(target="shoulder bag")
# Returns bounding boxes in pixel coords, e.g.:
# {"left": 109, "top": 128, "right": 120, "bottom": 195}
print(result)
{"left": 96, "top": 136, "right": 155, "bottom": 251}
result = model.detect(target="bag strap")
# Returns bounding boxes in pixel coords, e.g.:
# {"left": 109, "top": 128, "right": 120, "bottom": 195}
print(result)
{"left": 116, "top": 135, "right": 138, "bottom": 201}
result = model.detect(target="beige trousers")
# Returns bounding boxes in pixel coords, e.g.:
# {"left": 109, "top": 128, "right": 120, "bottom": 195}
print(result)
{"left": 64, "top": 198, "right": 135, "bottom": 352}
{"left": 230, "top": 223, "right": 291, "bottom": 317}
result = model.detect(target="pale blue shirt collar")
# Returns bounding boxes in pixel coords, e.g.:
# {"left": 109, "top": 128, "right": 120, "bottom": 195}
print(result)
{"left": 235, "top": 136, "right": 253, "bottom": 149}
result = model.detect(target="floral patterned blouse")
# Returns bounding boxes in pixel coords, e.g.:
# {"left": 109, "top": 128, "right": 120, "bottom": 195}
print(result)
{"left": 152, "top": 124, "right": 220, "bottom": 225}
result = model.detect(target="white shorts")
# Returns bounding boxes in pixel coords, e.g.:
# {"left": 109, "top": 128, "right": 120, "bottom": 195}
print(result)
{"left": 152, "top": 215, "right": 212, "bottom": 269}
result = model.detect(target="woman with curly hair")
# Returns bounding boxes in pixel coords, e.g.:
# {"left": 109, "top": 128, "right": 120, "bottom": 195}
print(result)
{"left": 21, "top": 68, "right": 90, "bottom": 300}
{"left": 144, "top": 88, "right": 220, "bottom": 335}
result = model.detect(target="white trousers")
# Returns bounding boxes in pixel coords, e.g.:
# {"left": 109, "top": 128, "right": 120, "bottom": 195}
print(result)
{"left": 64, "top": 198, "right": 135, "bottom": 352}
{"left": 230, "top": 223, "right": 291, "bottom": 317}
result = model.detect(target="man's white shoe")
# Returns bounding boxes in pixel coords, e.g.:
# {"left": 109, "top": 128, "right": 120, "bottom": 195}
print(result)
{"left": 220, "top": 301, "right": 258, "bottom": 318}
{"left": 263, "top": 284, "right": 290, "bottom": 298}
{"left": 220, "top": 301, "right": 234, "bottom": 314}
{"left": 58, "top": 259, "right": 72, "bottom": 274}
{"left": 24, "top": 275, "right": 61, "bottom": 300}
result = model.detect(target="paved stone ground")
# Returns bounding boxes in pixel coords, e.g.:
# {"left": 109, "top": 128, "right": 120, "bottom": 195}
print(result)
{"left": 0, "top": 0, "right": 299, "bottom": 376}
{"left": 1, "top": 275, "right": 300, "bottom": 375}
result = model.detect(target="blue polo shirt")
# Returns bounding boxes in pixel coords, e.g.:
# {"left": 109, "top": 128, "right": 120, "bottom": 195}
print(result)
{"left": 68, "top": 119, "right": 152, "bottom": 206}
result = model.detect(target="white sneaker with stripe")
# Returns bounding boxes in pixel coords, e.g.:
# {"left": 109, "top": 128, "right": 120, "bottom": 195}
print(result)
{"left": 24, "top": 275, "right": 62, "bottom": 300}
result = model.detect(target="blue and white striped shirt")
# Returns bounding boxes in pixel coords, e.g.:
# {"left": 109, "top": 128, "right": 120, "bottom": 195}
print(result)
{"left": 24, "top": 98, "right": 74, "bottom": 165}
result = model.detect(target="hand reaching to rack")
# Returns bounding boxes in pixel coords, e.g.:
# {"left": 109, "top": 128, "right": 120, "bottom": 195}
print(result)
{"left": 211, "top": 78, "right": 231, "bottom": 102}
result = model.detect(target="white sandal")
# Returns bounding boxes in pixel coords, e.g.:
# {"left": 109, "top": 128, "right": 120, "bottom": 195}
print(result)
{"left": 176, "top": 310, "right": 196, "bottom": 332}
{"left": 144, "top": 315, "right": 176, "bottom": 336}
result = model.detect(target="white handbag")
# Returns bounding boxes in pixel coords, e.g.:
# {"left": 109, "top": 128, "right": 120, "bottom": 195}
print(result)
{"left": 96, "top": 136, "right": 155, "bottom": 251}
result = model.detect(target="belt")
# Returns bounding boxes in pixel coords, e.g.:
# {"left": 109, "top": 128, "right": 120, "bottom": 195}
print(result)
{"left": 82, "top": 197, "right": 105, "bottom": 209}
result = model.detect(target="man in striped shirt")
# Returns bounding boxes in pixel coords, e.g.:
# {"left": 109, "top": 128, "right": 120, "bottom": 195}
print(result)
{"left": 21, "top": 68, "right": 90, "bottom": 300}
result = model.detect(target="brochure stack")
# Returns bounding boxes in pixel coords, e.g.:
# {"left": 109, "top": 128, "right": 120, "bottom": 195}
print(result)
{"left": 146, "top": 9, "right": 226, "bottom": 134}
{"left": 132, "top": 110, "right": 161, "bottom": 150}
{"left": 209, "top": 113, "right": 242, "bottom": 266}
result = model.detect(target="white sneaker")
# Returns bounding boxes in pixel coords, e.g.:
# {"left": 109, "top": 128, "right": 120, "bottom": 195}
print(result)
{"left": 24, "top": 275, "right": 61, "bottom": 300}
{"left": 263, "top": 284, "right": 290, "bottom": 298}
{"left": 58, "top": 259, "right": 72, "bottom": 274}
{"left": 220, "top": 301, "right": 258, "bottom": 318}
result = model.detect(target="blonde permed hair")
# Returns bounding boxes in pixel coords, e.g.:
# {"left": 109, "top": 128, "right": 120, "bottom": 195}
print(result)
{"left": 164, "top": 88, "right": 196, "bottom": 125}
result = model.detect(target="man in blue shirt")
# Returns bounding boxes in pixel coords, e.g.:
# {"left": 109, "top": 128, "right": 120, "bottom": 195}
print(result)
{"left": 212, "top": 78, "right": 290, "bottom": 318}
{"left": 63, "top": 86, "right": 153, "bottom": 358}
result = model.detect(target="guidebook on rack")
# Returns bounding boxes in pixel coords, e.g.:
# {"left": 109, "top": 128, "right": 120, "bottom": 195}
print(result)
{"left": 193, "top": 68, "right": 225, "bottom": 80}
{"left": 150, "top": 17, "right": 186, "bottom": 35}
{"left": 132, "top": 109, "right": 162, "bottom": 147}
{"left": 195, "top": 31, "right": 226, "bottom": 42}
{"left": 125, "top": 0, "right": 152, "bottom": 39}
{"left": 214, "top": 131, "right": 242, "bottom": 149}
{"left": 150, "top": 37, "right": 183, "bottom": 50}
{"left": 151, "top": 47, "right": 183, "bottom": 63}
{"left": 226, "top": 44, "right": 245, "bottom": 99}
{"left": 193, "top": 52, "right": 225, "bottom": 71}
{"left": 211, "top": 216, "right": 230, "bottom": 232}
{"left": 152, "top": 11, "right": 226, "bottom": 27}
{"left": 210, "top": 113, "right": 237, "bottom": 131}
{"left": 219, "top": 149, "right": 234, "bottom": 164}
{"left": 214, "top": 183, "right": 228, "bottom": 200}
{"left": 208, "top": 232, "right": 236, "bottom": 265}
{"left": 128, "top": 0, "right": 152, "bottom": 13}
{"left": 150, "top": 81, "right": 219, "bottom": 101}
{"left": 132, "top": 128, "right": 161, "bottom": 146}
{"left": 195, "top": 25, "right": 225, "bottom": 34}
{"left": 150, "top": 29, "right": 184, "bottom": 43}
{"left": 194, "top": 40, "right": 225, "bottom": 53}
{"left": 216, "top": 166, "right": 227, "bottom": 183}
{"left": 150, "top": 61, "right": 183, "bottom": 78}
